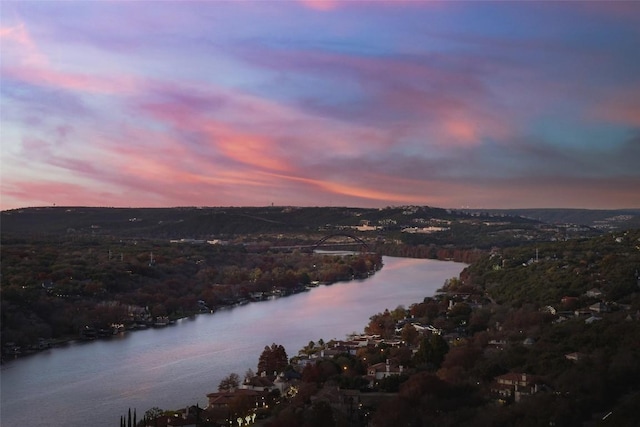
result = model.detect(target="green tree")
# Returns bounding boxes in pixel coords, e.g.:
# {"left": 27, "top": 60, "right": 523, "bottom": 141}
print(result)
{"left": 413, "top": 334, "right": 449, "bottom": 369}
{"left": 218, "top": 373, "right": 240, "bottom": 391}
{"left": 143, "top": 407, "right": 163, "bottom": 423}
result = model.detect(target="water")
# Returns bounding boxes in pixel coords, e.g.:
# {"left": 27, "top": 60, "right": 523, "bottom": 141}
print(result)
{"left": 0, "top": 257, "right": 465, "bottom": 427}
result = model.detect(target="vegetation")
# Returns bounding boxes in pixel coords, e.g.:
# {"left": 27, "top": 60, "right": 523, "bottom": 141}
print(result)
{"left": 3, "top": 206, "right": 640, "bottom": 425}
{"left": 215, "top": 229, "right": 639, "bottom": 427}
{"left": 0, "top": 234, "right": 382, "bottom": 352}
{"left": 5, "top": 204, "right": 604, "bottom": 353}
{"left": 258, "top": 343, "right": 289, "bottom": 376}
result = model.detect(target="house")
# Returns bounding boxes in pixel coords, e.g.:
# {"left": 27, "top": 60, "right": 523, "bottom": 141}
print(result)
{"left": 589, "top": 302, "right": 609, "bottom": 313}
{"left": 561, "top": 296, "right": 578, "bottom": 307}
{"left": 625, "top": 310, "right": 640, "bottom": 321}
{"left": 486, "top": 339, "right": 507, "bottom": 352}
{"left": 206, "top": 388, "right": 268, "bottom": 410}
{"left": 367, "top": 359, "right": 403, "bottom": 381}
{"left": 240, "top": 374, "right": 275, "bottom": 392}
{"left": 586, "top": 288, "right": 603, "bottom": 298}
{"left": 574, "top": 309, "right": 592, "bottom": 317}
{"left": 491, "top": 372, "right": 539, "bottom": 403}
{"left": 565, "top": 352, "right": 586, "bottom": 362}
{"left": 41, "top": 280, "right": 55, "bottom": 291}
{"left": 585, "top": 315, "right": 602, "bottom": 324}
{"left": 144, "top": 415, "right": 194, "bottom": 427}
{"left": 144, "top": 406, "right": 202, "bottom": 427}
{"left": 541, "top": 305, "right": 557, "bottom": 315}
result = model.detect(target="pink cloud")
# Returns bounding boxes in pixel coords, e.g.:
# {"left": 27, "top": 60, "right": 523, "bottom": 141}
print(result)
{"left": 1, "top": 21, "right": 49, "bottom": 68}
{"left": 0, "top": 23, "right": 36, "bottom": 49}
{"left": 137, "top": 81, "right": 393, "bottom": 171}
{"left": 2, "top": 20, "right": 138, "bottom": 96}
{"left": 139, "top": 98, "right": 295, "bottom": 174}
{"left": 299, "top": 0, "right": 339, "bottom": 11}
{"left": 298, "top": 0, "right": 442, "bottom": 12}
{"left": 237, "top": 46, "right": 515, "bottom": 148}
{"left": 3, "top": 65, "right": 137, "bottom": 95}
{"left": 202, "top": 123, "right": 292, "bottom": 173}
{"left": 1, "top": 181, "right": 121, "bottom": 208}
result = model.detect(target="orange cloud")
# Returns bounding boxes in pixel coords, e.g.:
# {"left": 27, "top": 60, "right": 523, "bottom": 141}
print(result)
{"left": 202, "top": 122, "right": 292, "bottom": 173}
{"left": 263, "top": 171, "right": 448, "bottom": 206}
{"left": 442, "top": 118, "right": 479, "bottom": 146}
{"left": 101, "top": 124, "right": 281, "bottom": 199}
{"left": 1, "top": 181, "right": 121, "bottom": 208}
{"left": 594, "top": 100, "right": 640, "bottom": 126}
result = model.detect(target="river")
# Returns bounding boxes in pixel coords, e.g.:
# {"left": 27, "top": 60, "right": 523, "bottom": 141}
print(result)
{"left": 0, "top": 256, "right": 465, "bottom": 427}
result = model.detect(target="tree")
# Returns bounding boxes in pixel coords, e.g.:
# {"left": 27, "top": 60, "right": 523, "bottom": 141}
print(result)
{"left": 304, "top": 340, "right": 316, "bottom": 356}
{"left": 307, "top": 400, "right": 335, "bottom": 427}
{"left": 258, "top": 343, "right": 288, "bottom": 375}
{"left": 365, "top": 310, "right": 395, "bottom": 338}
{"left": 218, "top": 373, "right": 240, "bottom": 391}
{"left": 437, "top": 344, "right": 483, "bottom": 385}
{"left": 390, "top": 305, "right": 407, "bottom": 322}
{"left": 301, "top": 363, "right": 321, "bottom": 383}
{"left": 400, "top": 323, "right": 419, "bottom": 345}
{"left": 413, "top": 334, "right": 449, "bottom": 369}
{"left": 143, "top": 407, "right": 164, "bottom": 424}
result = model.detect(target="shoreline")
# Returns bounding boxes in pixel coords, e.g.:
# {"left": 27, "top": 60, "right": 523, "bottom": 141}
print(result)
{"left": 2, "top": 263, "right": 385, "bottom": 364}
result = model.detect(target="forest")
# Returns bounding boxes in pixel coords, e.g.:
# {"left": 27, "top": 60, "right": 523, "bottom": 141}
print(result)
{"left": 121, "top": 229, "right": 640, "bottom": 427}
{"left": 0, "top": 235, "right": 382, "bottom": 351}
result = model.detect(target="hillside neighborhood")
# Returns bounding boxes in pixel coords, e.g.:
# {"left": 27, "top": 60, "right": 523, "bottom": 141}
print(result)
{"left": 132, "top": 230, "right": 640, "bottom": 426}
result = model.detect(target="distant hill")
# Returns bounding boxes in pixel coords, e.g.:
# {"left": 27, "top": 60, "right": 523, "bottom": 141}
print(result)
{"left": 0, "top": 205, "right": 464, "bottom": 238}
{"left": 4, "top": 206, "right": 638, "bottom": 246}
{"left": 463, "top": 208, "right": 640, "bottom": 230}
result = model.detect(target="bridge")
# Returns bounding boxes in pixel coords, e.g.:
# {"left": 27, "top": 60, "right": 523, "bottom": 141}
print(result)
{"left": 269, "top": 233, "right": 371, "bottom": 253}
{"left": 312, "top": 233, "right": 370, "bottom": 252}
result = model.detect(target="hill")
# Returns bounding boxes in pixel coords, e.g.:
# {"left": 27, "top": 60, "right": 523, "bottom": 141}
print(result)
{"left": 463, "top": 208, "right": 640, "bottom": 230}
{"left": 1, "top": 206, "right": 456, "bottom": 237}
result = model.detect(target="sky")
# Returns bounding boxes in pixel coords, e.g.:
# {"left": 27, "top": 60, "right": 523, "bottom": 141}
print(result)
{"left": 1, "top": 1, "right": 639, "bottom": 210}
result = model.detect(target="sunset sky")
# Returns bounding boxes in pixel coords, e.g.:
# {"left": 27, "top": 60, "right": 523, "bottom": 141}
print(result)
{"left": 1, "top": 1, "right": 639, "bottom": 210}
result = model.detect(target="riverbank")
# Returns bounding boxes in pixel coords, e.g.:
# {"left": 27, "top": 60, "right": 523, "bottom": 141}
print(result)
{"left": 2, "top": 260, "right": 385, "bottom": 364}
{"left": 1, "top": 257, "right": 466, "bottom": 427}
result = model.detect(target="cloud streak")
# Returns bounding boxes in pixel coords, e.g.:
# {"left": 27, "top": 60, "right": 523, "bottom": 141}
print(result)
{"left": 1, "top": 2, "right": 639, "bottom": 210}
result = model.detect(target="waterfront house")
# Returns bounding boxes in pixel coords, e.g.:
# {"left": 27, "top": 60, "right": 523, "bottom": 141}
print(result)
{"left": 240, "top": 373, "right": 276, "bottom": 392}
{"left": 206, "top": 388, "right": 268, "bottom": 410}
